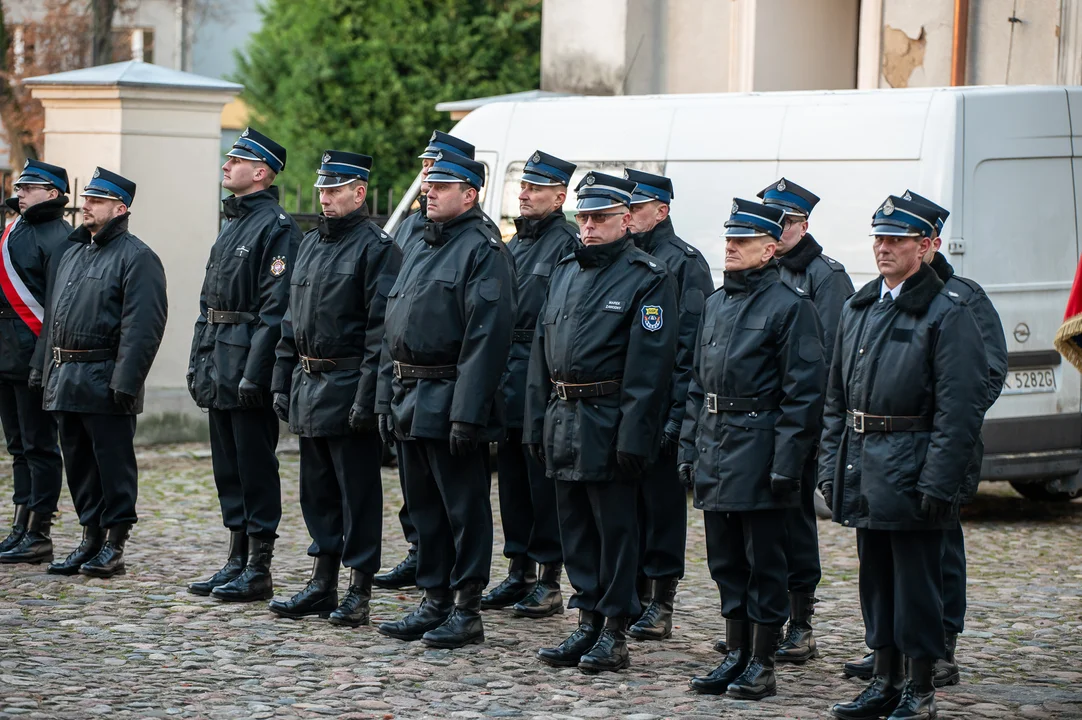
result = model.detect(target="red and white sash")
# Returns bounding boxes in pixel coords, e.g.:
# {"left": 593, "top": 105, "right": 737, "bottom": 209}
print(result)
{"left": 0, "top": 217, "right": 45, "bottom": 336}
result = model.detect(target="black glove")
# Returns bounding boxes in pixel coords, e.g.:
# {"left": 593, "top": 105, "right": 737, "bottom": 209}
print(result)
{"left": 27, "top": 368, "right": 43, "bottom": 393}
{"left": 349, "top": 403, "right": 377, "bottom": 432}
{"left": 920, "top": 493, "right": 952, "bottom": 523}
{"left": 616, "top": 451, "right": 647, "bottom": 478}
{"left": 678, "top": 462, "right": 694, "bottom": 489}
{"left": 272, "top": 392, "right": 289, "bottom": 423}
{"left": 237, "top": 377, "right": 264, "bottom": 409}
{"left": 770, "top": 472, "right": 800, "bottom": 497}
{"left": 659, "top": 419, "right": 681, "bottom": 456}
{"left": 186, "top": 371, "right": 197, "bottom": 402}
{"left": 819, "top": 482, "right": 834, "bottom": 512}
{"left": 449, "top": 421, "right": 481, "bottom": 456}
{"left": 378, "top": 413, "right": 395, "bottom": 445}
{"left": 113, "top": 390, "right": 138, "bottom": 414}
{"left": 527, "top": 442, "right": 546, "bottom": 467}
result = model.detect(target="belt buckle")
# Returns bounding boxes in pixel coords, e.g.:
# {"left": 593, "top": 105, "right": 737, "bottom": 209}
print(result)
{"left": 393, "top": 361, "right": 403, "bottom": 379}
{"left": 555, "top": 383, "right": 568, "bottom": 401}
{"left": 851, "top": 410, "right": 865, "bottom": 434}
{"left": 706, "top": 393, "right": 718, "bottom": 414}
{"left": 301, "top": 356, "right": 312, "bottom": 374}
{"left": 207, "top": 309, "right": 216, "bottom": 324}
{"left": 52, "top": 347, "right": 61, "bottom": 364}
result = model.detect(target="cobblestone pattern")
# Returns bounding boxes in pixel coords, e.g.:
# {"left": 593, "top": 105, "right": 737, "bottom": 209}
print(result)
{"left": 0, "top": 444, "right": 1080, "bottom": 719}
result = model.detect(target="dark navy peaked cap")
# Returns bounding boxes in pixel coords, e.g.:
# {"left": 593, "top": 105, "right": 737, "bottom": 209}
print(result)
{"left": 574, "top": 172, "right": 635, "bottom": 211}
{"left": 757, "top": 177, "right": 819, "bottom": 218}
{"left": 625, "top": 168, "right": 673, "bottom": 205}
{"left": 15, "top": 159, "right": 69, "bottom": 194}
{"left": 419, "top": 131, "right": 475, "bottom": 160}
{"left": 725, "top": 198, "right": 785, "bottom": 240}
{"left": 522, "top": 150, "right": 575, "bottom": 186}
{"left": 426, "top": 150, "right": 485, "bottom": 190}
{"left": 315, "top": 150, "right": 373, "bottom": 188}
{"left": 902, "top": 189, "right": 949, "bottom": 235}
{"left": 81, "top": 167, "right": 136, "bottom": 207}
{"left": 870, "top": 195, "right": 939, "bottom": 238}
{"left": 228, "top": 127, "right": 287, "bottom": 173}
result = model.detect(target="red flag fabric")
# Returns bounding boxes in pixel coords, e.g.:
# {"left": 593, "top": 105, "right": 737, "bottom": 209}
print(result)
{"left": 1055, "top": 253, "right": 1082, "bottom": 372}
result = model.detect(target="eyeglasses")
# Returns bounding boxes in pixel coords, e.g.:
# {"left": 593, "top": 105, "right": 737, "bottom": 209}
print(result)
{"left": 575, "top": 212, "right": 624, "bottom": 224}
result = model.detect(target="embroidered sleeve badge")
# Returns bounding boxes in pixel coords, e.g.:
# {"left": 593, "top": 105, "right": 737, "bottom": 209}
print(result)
{"left": 270, "top": 256, "right": 287, "bottom": 277}
{"left": 641, "top": 305, "right": 663, "bottom": 332}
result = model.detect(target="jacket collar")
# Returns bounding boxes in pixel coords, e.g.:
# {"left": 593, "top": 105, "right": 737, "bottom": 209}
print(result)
{"left": 850, "top": 262, "right": 944, "bottom": 315}
{"left": 514, "top": 210, "right": 566, "bottom": 242}
{"left": 69, "top": 212, "right": 130, "bottom": 247}
{"left": 574, "top": 234, "right": 630, "bottom": 268}
{"left": 318, "top": 203, "right": 369, "bottom": 240}
{"left": 5, "top": 196, "right": 69, "bottom": 224}
{"left": 929, "top": 251, "right": 954, "bottom": 283}
{"left": 222, "top": 186, "right": 281, "bottom": 219}
{"left": 630, "top": 216, "right": 675, "bottom": 255}
{"left": 723, "top": 260, "right": 779, "bottom": 295}
{"left": 423, "top": 204, "right": 483, "bottom": 247}
{"left": 776, "top": 233, "right": 823, "bottom": 272}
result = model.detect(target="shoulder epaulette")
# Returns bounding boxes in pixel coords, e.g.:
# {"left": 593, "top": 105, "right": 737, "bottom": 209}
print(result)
{"left": 629, "top": 252, "right": 665, "bottom": 274}
{"left": 276, "top": 212, "right": 292, "bottom": 228}
{"left": 819, "top": 253, "right": 847, "bottom": 272}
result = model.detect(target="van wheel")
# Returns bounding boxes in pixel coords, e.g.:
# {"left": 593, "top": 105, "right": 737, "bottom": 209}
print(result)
{"left": 1009, "top": 480, "right": 1082, "bottom": 502}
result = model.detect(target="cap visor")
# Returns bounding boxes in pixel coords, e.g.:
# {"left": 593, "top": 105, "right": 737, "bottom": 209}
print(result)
{"left": 417, "top": 150, "right": 441, "bottom": 160}
{"left": 227, "top": 148, "right": 263, "bottom": 162}
{"left": 870, "top": 225, "right": 921, "bottom": 237}
{"left": 314, "top": 175, "right": 354, "bottom": 188}
{"left": 724, "top": 227, "right": 769, "bottom": 238}
{"left": 80, "top": 189, "right": 120, "bottom": 200}
{"left": 521, "top": 172, "right": 563, "bottom": 186}
{"left": 425, "top": 171, "right": 469, "bottom": 184}
{"left": 576, "top": 196, "right": 626, "bottom": 211}
{"left": 13, "top": 175, "right": 52, "bottom": 187}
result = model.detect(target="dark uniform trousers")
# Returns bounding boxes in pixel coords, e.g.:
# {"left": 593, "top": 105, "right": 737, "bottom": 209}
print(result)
{"left": 394, "top": 440, "right": 418, "bottom": 548}
{"left": 784, "top": 452, "right": 822, "bottom": 593}
{"left": 299, "top": 432, "right": 382, "bottom": 573}
{"left": 56, "top": 412, "right": 137, "bottom": 528}
{"left": 496, "top": 427, "right": 561, "bottom": 564}
{"left": 704, "top": 509, "right": 790, "bottom": 626}
{"left": 941, "top": 521, "right": 966, "bottom": 635}
{"left": 0, "top": 381, "right": 62, "bottom": 514}
{"left": 400, "top": 439, "right": 492, "bottom": 590}
{"left": 636, "top": 450, "right": 687, "bottom": 579}
{"left": 857, "top": 528, "right": 947, "bottom": 660}
{"left": 557, "top": 479, "right": 640, "bottom": 619}
{"left": 208, "top": 407, "right": 281, "bottom": 539}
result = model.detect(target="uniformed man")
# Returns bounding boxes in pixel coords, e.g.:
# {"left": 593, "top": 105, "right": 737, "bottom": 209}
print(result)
{"left": 266, "top": 151, "right": 402, "bottom": 627}
{"left": 41, "top": 169, "right": 168, "bottom": 578}
{"left": 0, "top": 161, "right": 71, "bottom": 565}
{"left": 623, "top": 168, "right": 713, "bottom": 641}
{"left": 480, "top": 151, "right": 579, "bottom": 617}
{"left": 755, "top": 178, "right": 854, "bottom": 663}
{"left": 840, "top": 190, "right": 1006, "bottom": 692}
{"left": 376, "top": 151, "right": 514, "bottom": 649}
{"left": 680, "top": 200, "right": 824, "bottom": 699}
{"left": 187, "top": 128, "right": 301, "bottom": 603}
{"left": 820, "top": 195, "right": 987, "bottom": 720}
{"left": 525, "top": 171, "right": 677, "bottom": 673}
{"left": 375, "top": 130, "right": 479, "bottom": 592}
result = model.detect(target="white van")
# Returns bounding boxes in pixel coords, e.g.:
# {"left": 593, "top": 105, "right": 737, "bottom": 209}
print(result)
{"left": 386, "top": 86, "right": 1082, "bottom": 501}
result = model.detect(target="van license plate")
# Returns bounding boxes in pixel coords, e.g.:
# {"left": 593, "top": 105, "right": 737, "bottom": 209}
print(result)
{"left": 1002, "top": 367, "right": 1057, "bottom": 395}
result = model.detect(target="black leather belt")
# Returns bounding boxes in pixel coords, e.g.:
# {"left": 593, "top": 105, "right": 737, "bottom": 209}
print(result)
{"left": 846, "top": 410, "right": 932, "bottom": 433}
{"left": 393, "top": 361, "right": 457, "bottom": 380}
{"left": 52, "top": 347, "right": 114, "bottom": 364}
{"left": 300, "top": 355, "right": 363, "bottom": 374}
{"left": 512, "top": 329, "right": 535, "bottom": 343}
{"left": 706, "top": 394, "right": 779, "bottom": 414}
{"left": 206, "top": 308, "right": 256, "bottom": 325}
{"left": 553, "top": 380, "right": 621, "bottom": 400}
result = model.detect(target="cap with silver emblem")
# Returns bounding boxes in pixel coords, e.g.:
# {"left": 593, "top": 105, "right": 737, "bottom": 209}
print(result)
{"left": 901, "top": 189, "right": 950, "bottom": 236}
{"left": 757, "top": 177, "right": 819, "bottom": 218}
{"left": 870, "top": 195, "right": 939, "bottom": 238}
{"left": 625, "top": 168, "right": 674, "bottom": 205}
{"left": 81, "top": 167, "right": 136, "bottom": 207}
{"left": 419, "top": 131, "right": 475, "bottom": 161}
{"left": 314, "top": 150, "right": 373, "bottom": 188}
{"left": 574, "top": 171, "right": 635, "bottom": 211}
{"left": 425, "top": 150, "right": 485, "bottom": 190}
{"left": 14, "top": 159, "right": 69, "bottom": 194}
{"left": 724, "top": 198, "right": 785, "bottom": 240}
{"left": 227, "top": 127, "right": 287, "bottom": 173}
{"left": 521, "top": 150, "right": 575, "bottom": 186}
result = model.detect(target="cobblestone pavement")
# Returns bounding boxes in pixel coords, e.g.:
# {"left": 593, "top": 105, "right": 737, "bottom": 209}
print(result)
{"left": 0, "top": 443, "right": 1080, "bottom": 719}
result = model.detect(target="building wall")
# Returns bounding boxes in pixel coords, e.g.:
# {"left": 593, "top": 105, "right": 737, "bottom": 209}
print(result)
{"left": 540, "top": 0, "right": 629, "bottom": 94}
{"left": 752, "top": 0, "right": 859, "bottom": 92}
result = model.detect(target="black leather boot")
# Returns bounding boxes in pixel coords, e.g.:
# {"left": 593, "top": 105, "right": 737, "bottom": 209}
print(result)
{"left": 579, "top": 616, "right": 631, "bottom": 673}
{"left": 188, "top": 531, "right": 248, "bottom": 596}
{"left": 726, "top": 623, "right": 779, "bottom": 700}
{"left": 776, "top": 592, "right": 819, "bottom": 663}
{"left": 329, "top": 570, "right": 372, "bottom": 627}
{"left": 537, "top": 610, "right": 601, "bottom": 667}
{"left": 79, "top": 523, "right": 131, "bottom": 578}
{"left": 480, "top": 556, "right": 536, "bottom": 609}
{"left": 512, "top": 562, "right": 564, "bottom": 618}
{"left": 845, "top": 652, "right": 875, "bottom": 680}
{"left": 888, "top": 658, "right": 937, "bottom": 720}
{"left": 0, "top": 504, "right": 28, "bottom": 553}
{"left": 690, "top": 619, "right": 749, "bottom": 694}
{"left": 377, "top": 587, "right": 454, "bottom": 641}
{"left": 423, "top": 581, "right": 485, "bottom": 648}
{"left": 372, "top": 546, "right": 417, "bottom": 590}
{"left": 831, "top": 647, "right": 904, "bottom": 719}
{"left": 629, "top": 577, "right": 678, "bottom": 640}
{"left": 0, "top": 510, "right": 53, "bottom": 564}
{"left": 47, "top": 526, "right": 104, "bottom": 575}
{"left": 268, "top": 555, "right": 340, "bottom": 619}
{"left": 212, "top": 537, "right": 275, "bottom": 602}
{"left": 933, "top": 632, "right": 960, "bottom": 688}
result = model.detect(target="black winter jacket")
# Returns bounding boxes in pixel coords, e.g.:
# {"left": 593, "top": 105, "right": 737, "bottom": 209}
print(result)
{"left": 776, "top": 233, "right": 854, "bottom": 356}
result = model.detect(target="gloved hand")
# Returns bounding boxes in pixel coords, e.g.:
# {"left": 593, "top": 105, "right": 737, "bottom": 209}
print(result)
{"left": 349, "top": 403, "right": 377, "bottom": 432}
{"left": 616, "top": 451, "right": 647, "bottom": 478}
{"left": 678, "top": 462, "right": 694, "bottom": 489}
{"left": 113, "top": 390, "right": 138, "bottom": 414}
{"left": 186, "top": 370, "right": 197, "bottom": 402}
{"left": 272, "top": 392, "right": 290, "bottom": 423}
{"left": 770, "top": 472, "right": 800, "bottom": 497}
{"left": 238, "top": 377, "right": 264, "bottom": 409}
{"left": 378, "top": 413, "right": 395, "bottom": 445}
{"left": 920, "top": 493, "right": 952, "bottom": 523}
{"left": 659, "top": 419, "right": 681, "bottom": 456}
{"left": 449, "top": 421, "right": 481, "bottom": 456}
{"left": 527, "top": 443, "right": 546, "bottom": 467}
{"left": 819, "top": 482, "right": 834, "bottom": 512}
{"left": 27, "top": 368, "right": 43, "bottom": 393}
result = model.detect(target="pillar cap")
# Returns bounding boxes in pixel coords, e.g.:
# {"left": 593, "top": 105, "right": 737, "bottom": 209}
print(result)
{"left": 23, "top": 60, "right": 242, "bottom": 93}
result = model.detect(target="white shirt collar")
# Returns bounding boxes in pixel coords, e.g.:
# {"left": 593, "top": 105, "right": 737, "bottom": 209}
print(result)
{"left": 880, "top": 279, "right": 904, "bottom": 300}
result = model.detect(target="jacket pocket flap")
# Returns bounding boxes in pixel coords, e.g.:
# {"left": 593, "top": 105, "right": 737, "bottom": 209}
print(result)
{"left": 530, "top": 262, "right": 553, "bottom": 277}
{"left": 86, "top": 267, "right": 104, "bottom": 279}
{"left": 432, "top": 267, "right": 458, "bottom": 283}
{"left": 334, "top": 261, "right": 356, "bottom": 275}
{"left": 740, "top": 315, "right": 767, "bottom": 330}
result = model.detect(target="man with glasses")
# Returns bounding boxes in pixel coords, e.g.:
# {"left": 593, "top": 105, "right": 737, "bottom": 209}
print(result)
{"left": 525, "top": 171, "right": 677, "bottom": 673}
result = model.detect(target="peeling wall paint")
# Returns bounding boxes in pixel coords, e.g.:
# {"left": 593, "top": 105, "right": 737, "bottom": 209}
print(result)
{"left": 881, "top": 24, "right": 927, "bottom": 88}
